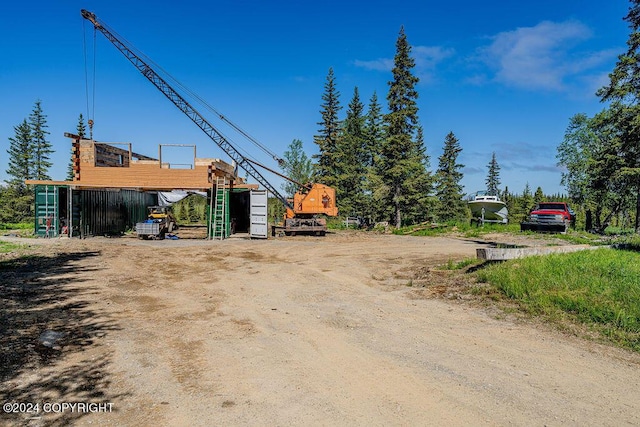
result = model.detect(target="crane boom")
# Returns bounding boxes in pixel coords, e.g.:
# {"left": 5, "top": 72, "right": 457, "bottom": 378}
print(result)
{"left": 80, "top": 9, "right": 292, "bottom": 209}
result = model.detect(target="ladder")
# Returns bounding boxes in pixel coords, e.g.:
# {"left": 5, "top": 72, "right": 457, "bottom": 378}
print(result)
{"left": 211, "top": 176, "right": 228, "bottom": 240}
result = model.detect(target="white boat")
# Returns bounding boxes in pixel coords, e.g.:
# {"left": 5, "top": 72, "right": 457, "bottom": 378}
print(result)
{"left": 468, "top": 192, "right": 508, "bottom": 224}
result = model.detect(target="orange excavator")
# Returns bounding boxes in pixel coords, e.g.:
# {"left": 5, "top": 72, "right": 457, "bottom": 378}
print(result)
{"left": 81, "top": 9, "right": 337, "bottom": 235}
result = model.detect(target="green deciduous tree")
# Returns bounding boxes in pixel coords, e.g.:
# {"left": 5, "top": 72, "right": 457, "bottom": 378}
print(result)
{"left": 558, "top": 109, "right": 636, "bottom": 231}
{"left": 434, "top": 132, "right": 465, "bottom": 222}
{"left": 586, "top": 106, "right": 635, "bottom": 229}
{"left": 595, "top": 0, "right": 640, "bottom": 231}
{"left": 313, "top": 67, "right": 342, "bottom": 188}
{"left": 557, "top": 113, "right": 607, "bottom": 230}
{"left": 281, "top": 139, "right": 313, "bottom": 198}
{"left": 557, "top": 114, "right": 593, "bottom": 205}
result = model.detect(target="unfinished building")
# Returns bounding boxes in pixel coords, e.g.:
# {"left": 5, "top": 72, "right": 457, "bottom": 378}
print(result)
{"left": 26, "top": 133, "right": 266, "bottom": 239}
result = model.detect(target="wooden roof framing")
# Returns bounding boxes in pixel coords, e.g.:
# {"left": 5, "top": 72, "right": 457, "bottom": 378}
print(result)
{"left": 26, "top": 133, "right": 257, "bottom": 191}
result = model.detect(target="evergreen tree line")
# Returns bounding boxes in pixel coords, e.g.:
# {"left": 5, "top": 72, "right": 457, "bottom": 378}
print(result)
{"left": 171, "top": 195, "right": 208, "bottom": 224}
{"left": 1, "top": 100, "right": 53, "bottom": 222}
{"left": 281, "top": 28, "right": 467, "bottom": 227}
{"left": 1, "top": 104, "right": 89, "bottom": 223}
{"left": 557, "top": 0, "right": 640, "bottom": 233}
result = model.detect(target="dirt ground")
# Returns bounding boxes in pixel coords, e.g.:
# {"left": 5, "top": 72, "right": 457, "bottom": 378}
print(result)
{"left": 1, "top": 230, "right": 639, "bottom": 426}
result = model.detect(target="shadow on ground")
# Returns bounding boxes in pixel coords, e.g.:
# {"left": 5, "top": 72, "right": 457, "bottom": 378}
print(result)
{"left": 0, "top": 250, "right": 128, "bottom": 426}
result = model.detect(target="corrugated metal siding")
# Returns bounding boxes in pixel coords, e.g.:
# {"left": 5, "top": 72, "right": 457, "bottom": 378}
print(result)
{"left": 35, "top": 186, "right": 158, "bottom": 238}
{"left": 76, "top": 189, "right": 157, "bottom": 237}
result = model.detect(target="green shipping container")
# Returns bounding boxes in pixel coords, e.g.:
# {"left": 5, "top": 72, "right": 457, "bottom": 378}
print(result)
{"left": 34, "top": 184, "right": 67, "bottom": 237}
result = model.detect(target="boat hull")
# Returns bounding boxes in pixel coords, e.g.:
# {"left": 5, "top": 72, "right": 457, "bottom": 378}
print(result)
{"left": 468, "top": 200, "right": 508, "bottom": 223}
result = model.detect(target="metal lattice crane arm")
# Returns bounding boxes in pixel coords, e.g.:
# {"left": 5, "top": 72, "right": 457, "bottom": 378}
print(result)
{"left": 80, "top": 9, "right": 292, "bottom": 209}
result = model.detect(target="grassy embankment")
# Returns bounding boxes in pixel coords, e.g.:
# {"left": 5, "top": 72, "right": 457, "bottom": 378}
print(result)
{"left": 395, "top": 220, "right": 640, "bottom": 351}
{"left": 475, "top": 245, "right": 640, "bottom": 351}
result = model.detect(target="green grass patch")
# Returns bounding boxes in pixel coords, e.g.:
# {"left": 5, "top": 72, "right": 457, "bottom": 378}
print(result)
{"left": 395, "top": 221, "right": 519, "bottom": 237}
{"left": 461, "top": 223, "right": 520, "bottom": 238}
{"left": 604, "top": 226, "right": 637, "bottom": 236}
{"left": 552, "top": 231, "right": 606, "bottom": 245}
{"left": 0, "top": 222, "right": 33, "bottom": 230}
{"left": 0, "top": 240, "right": 25, "bottom": 253}
{"left": 476, "top": 248, "right": 640, "bottom": 351}
{"left": 614, "top": 234, "right": 640, "bottom": 251}
{"left": 441, "top": 257, "right": 479, "bottom": 270}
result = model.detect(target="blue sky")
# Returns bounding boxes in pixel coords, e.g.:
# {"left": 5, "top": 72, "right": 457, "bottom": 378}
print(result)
{"left": 0, "top": 0, "right": 631, "bottom": 196}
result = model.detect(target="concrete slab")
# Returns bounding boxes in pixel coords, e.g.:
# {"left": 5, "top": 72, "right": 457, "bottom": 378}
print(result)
{"left": 476, "top": 244, "right": 606, "bottom": 261}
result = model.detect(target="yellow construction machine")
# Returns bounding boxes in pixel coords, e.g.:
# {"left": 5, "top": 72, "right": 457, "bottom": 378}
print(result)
{"left": 135, "top": 206, "right": 177, "bottom": 240}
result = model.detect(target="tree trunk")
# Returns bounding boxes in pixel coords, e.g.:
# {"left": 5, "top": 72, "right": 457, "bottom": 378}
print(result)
{"left": 635, "top": 185, "right": 640, "bottom": 233}
{"left": 394, "top": 185, "right": 402, "bottom": 227}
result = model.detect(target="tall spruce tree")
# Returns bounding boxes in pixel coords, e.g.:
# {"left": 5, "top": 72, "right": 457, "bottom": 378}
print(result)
{"left": 313, "top": 67, "right": 342, "bottom": 187}
{"left": 379, "top": 26, "right": 431, "bottom": 226}
{"left": 520, "top": 183, "right": 534, "bottom": 221}
{"left": 502, "top": 186, "right": 514, "bottom": 222}
{"left": 434, "top": 132, "right": 465, "bottom": 222}
{"left": 336, "top": 87, "right": 368, "bottom": 215}
{"left": 6, "top": 119, "right": 33, "bottom": 192}
{"left": 403, "top": 125, "right": 435, "bottom": 223}
{"left": 364, "top": 91, "right": 384, "bottom": 168}
{"left": 534, "top": 186, "right": 545, "bottom": 204}
{"left": 281, "top": 139, "right": 313, "bottom": 197}
{"left": 68, "top": 113, "right": 87, "bottom": 180}
{"left": 363, "top": 91, "right": 386, "bottom": 221}
{"left": 596, "top": 0, "right": 640, "bottom": 231}
{"left": 29, "top": 100, "right": 52, "bottom": 181}
{"left": 485, "top": 152, "right": 501, "bottom": 196}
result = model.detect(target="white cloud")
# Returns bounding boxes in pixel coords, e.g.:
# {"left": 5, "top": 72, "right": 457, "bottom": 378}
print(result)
{"left": 491, "top": 141, "right": 551, "bottom": 162}
{"left": 353, "top": 58, "right": 394, "bottom": 72}
{"left": 413, "top": 45, "right": 455, "bottom": 83}
{"left": 354, "top": 45, "right": 454, "bottom": 83}
{"left": 477, "top": 20, "right": 616, "bottom": 91}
